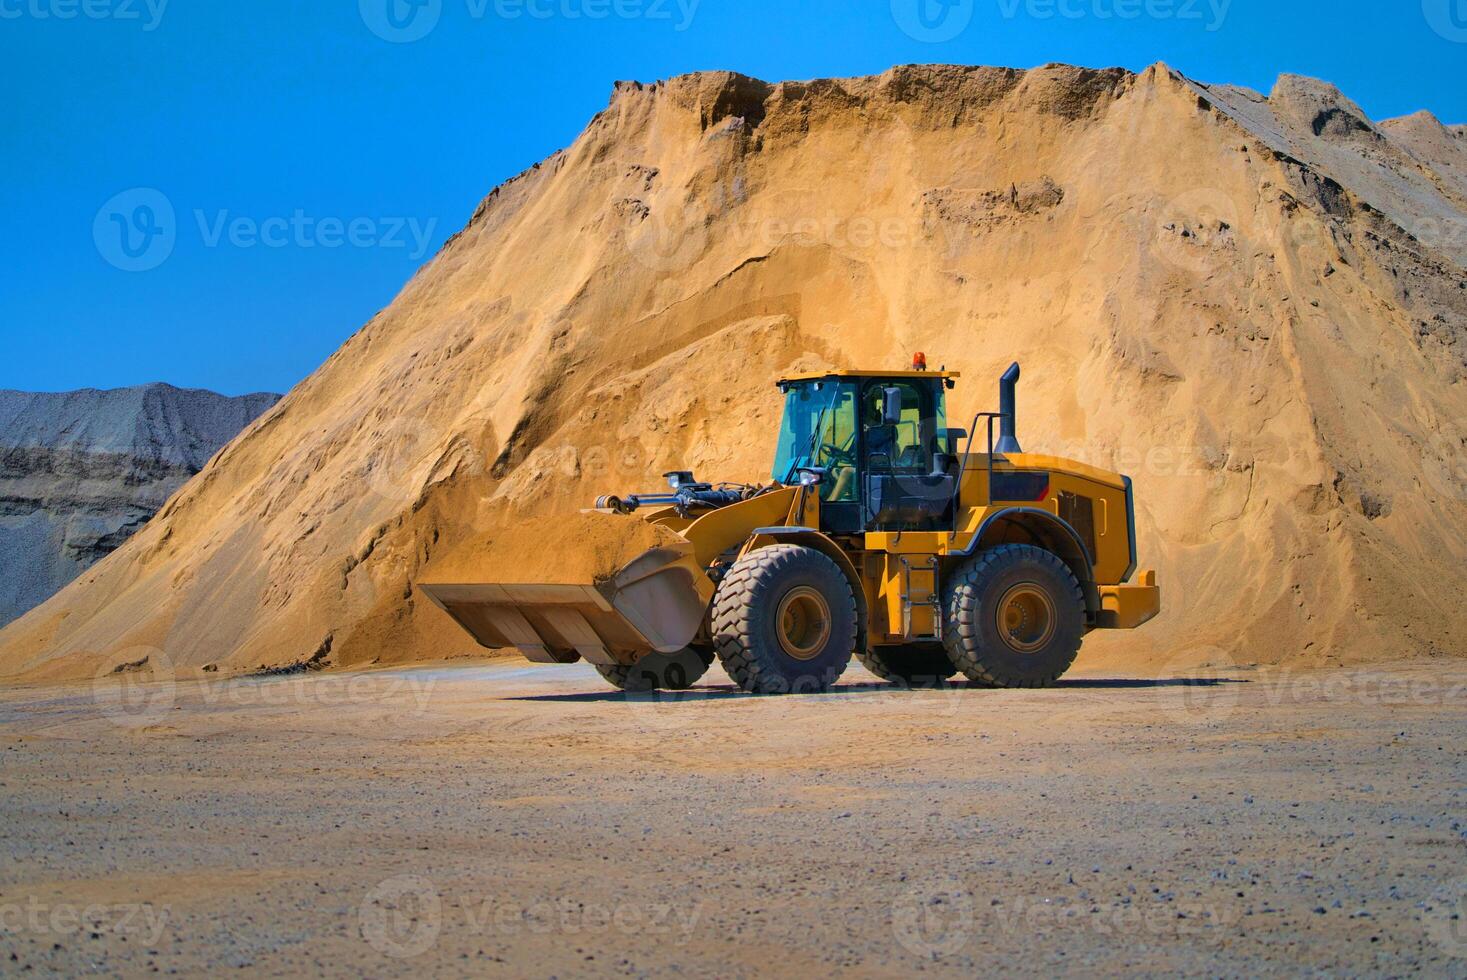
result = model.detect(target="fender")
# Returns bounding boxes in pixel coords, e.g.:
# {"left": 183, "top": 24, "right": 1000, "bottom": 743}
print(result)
{"left": 745, "top": 526, "right": 869, "bottom": 654}
{"left": 957, "top": 507, "right": 1098, "bottom": 614}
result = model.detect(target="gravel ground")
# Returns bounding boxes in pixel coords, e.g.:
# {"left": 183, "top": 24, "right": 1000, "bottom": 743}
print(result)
{"left": 1, "top": 658, "right": 1464, "bottom": 977}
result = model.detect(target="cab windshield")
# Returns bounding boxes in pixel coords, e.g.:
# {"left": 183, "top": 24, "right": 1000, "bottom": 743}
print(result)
{"left": 770, "top": 380, "right": 858, "bottom": 492}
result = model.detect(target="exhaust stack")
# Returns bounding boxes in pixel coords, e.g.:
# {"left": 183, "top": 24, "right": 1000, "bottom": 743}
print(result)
{"left": 995, "top": 362, "right": 1022, "bottom": 454}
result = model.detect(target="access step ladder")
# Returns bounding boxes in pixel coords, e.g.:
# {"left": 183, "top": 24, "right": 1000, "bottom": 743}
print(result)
{"left": 898, "top": 555, "right": 942, "bottom": 640}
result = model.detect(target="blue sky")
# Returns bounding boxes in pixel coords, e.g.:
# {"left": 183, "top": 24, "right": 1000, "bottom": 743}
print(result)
{"left": 2, "top": 0, "right": 1464, "bottom": 396}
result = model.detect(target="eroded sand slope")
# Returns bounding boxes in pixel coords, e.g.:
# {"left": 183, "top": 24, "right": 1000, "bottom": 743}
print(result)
{"left": 2, "top": 63, "right": 1464, "bottom": 680}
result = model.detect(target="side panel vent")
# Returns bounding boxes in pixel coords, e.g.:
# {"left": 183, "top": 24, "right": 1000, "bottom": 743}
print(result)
{"left": 1059, "top": 491, "right": 1098, "bottom": 561}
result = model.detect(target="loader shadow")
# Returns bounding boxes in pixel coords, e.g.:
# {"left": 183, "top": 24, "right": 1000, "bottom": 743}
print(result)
{"left": 1058, "top": 677, "right": 1250, "bottom": 689}
{"left": 506, "top": 676, "right": 1247, "bottom": 704}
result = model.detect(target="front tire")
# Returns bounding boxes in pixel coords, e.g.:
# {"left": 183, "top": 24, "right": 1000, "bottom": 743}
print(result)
{"left": 711, "top": 544, "right": 858, "bottom": 694}
{"left": 595, "top": 646, "right": 713, "bottom": 692}
{"left": 943, "top": 544, "right": 1085, "bottom": 688}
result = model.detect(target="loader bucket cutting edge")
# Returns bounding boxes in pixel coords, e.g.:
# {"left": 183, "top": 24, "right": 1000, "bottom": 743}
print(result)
{"left": 417, "top": 543, "right": 715, "bottom": 667}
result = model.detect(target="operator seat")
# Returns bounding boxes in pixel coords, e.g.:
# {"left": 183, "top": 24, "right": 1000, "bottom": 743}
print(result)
{"left": 866, "top": 423, "right": 898, "bottom": 470}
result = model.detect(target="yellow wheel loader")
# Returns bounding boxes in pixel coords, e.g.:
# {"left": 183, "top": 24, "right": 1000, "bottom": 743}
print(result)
{"left": 419, "top": 360, "right": 1160, "bottom": 694}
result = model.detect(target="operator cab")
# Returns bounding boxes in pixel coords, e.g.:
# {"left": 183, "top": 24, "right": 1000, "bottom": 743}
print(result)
{"left": 771, "top": 358, "right": 964, "bottom": 535}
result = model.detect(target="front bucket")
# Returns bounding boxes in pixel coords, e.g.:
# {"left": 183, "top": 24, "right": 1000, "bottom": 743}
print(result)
{"left": 418, "top": 541, "right": 715, "bottom": 666}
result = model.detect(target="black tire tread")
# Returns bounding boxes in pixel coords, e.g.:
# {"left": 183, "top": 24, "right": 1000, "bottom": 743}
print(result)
{"left": 711, "top": 544, "right": 857, "bottom": 694}
{"left": 594, "top": 663, "right": 647, "bottom": 691}
{"left": 942, "top": 544, "right": 1085, "bottom": 689}
{"left": 594, "top": 647, "right": 712, "bottom": 692}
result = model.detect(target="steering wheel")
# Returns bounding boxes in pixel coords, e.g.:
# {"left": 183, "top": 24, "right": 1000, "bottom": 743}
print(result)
{"left": 819, "top": 431, "right": 858, "bottom": 466}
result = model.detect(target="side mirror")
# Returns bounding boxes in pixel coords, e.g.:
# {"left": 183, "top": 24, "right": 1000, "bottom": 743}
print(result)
{"left": 882, "top": 386, "right": 903, "bottom": 426}
{"left": 797, "top": 467, "right": 826, "bottom": 487}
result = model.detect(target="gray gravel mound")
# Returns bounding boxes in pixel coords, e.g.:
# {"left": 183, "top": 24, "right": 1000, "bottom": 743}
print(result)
{"left": 0, "top": 383, "right": 281, "bottom": 627}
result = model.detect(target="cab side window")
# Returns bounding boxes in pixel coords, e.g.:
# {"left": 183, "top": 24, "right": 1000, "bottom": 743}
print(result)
{"left": 863, "top": 383, "right": 925, "bottom": 472}
{"left": 817, "top": 386, "right": 859, "bottom": 502}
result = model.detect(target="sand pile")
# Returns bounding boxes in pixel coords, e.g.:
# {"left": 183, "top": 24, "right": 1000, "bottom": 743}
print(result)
{"left": 423, "top": 511, "right": 685, "bottom": 585}
{"left": 2, "top": 62, "right": 1464, "bottom": 680}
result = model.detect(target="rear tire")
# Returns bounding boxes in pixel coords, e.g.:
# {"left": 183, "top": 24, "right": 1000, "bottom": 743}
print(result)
{"left": 857, "top": 644, "right": 957, "bottom": 688}
{"left": 595, "top": 646, "right": 713, "bottom": 692}
{"left": 943, "top": 544, "right": 1085, "bottom": 688}
{"left": 711, "top": 544, "right": 858, "bottom": 694}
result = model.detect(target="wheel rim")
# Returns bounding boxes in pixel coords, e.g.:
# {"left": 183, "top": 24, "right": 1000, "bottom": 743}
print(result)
{"left": 996, "top": 583, "right": 1056, "bottom": 654}
{"left": 776, "top": 586, "right": 831, "bottom": 661}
